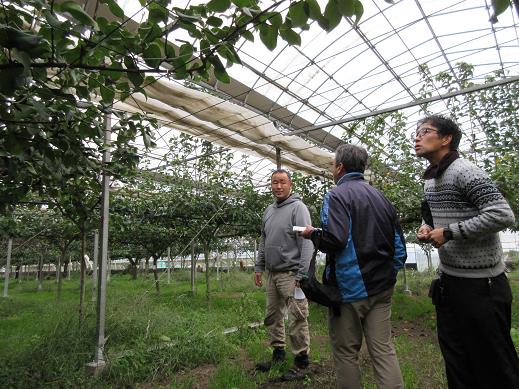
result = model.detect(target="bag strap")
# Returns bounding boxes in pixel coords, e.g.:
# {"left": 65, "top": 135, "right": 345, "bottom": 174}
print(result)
{"left": 307, "top": 231, "right": 321, "bottom": 277}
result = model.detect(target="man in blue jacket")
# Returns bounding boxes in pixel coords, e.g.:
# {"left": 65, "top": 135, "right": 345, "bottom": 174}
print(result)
{"left": 302, "top": 144, "right": 406, "bottom": 389}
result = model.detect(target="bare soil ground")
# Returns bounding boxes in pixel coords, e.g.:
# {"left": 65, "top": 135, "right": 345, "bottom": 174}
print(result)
{"left": 162, "top": 317, "right": 445, "bottom": 389}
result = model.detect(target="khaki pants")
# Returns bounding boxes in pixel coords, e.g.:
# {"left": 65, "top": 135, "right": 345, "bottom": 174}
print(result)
{"left": 328, "top": 287, "right": 403, "bottom": 389}
{"left": 264, "top": 271, "right": 310, "bottom": 355}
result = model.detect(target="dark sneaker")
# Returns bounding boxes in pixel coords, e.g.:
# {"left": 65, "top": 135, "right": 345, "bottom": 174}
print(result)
{"left": 294, "top": 352, "right": 309, "bottom": 369}
{"left": 280, "top": 367, "right": 308, "bottom": 381}
{"left": 255, "top": 348, "right": 286, "bottom": 372}
{"left": 273, "top": 347, "right": 286, "bottom": 363}
{"left": 255, "top": 361, "right": 272, "bottom": 372}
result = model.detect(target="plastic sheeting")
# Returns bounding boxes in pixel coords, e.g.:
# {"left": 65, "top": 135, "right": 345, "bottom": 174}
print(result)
{"left": 115, "top": 79, "right": 334, "bottom": 176}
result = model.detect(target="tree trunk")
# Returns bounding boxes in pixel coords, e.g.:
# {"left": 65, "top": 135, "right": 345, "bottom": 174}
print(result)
{"left": 15, "top": 264, "right": 21, "bottom": 280}
{"left": 145, "top": 257, "right": 149, "bottom": 279}
{"left": 56, "top": 248, "right": 66, "bottom": 301}
{"left": 204, "top": 245, "right": 210, "bottom": 300}
{"left": 37, "top": 253, "right": 44, "bottom": 291}
{"left": 79, "top": 226, "right": 87, "bottom": 326}
{"left": 64, "top": 255, "right": 71, "bottom": 280}
{"left": 3, "top": 238, "right": 13, "bottom": 297}
{"left": 129, "top": 258, "right": 138, "bottom": 280}
{"left": 152, "top": 255, "right": 160, "bottom": 295}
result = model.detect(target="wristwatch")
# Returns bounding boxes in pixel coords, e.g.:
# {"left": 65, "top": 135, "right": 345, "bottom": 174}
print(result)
{"left": 443, "top": 227, "right": 453, "bottom": 241}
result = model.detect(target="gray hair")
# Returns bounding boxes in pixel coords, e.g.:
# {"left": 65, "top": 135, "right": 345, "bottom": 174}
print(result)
{"left": 335, "top": 144, "right": 368, "bottom": 173}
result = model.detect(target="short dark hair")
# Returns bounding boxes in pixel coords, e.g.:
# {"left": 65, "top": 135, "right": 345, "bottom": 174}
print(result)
{"left": 271, "top": 169, "right": 292, "bottom": 182}
{"left": 335, "top": 144, "right": 368, "bottom": 173}
{"left": 417, "top": 115, "right": 462, "bottom": 150}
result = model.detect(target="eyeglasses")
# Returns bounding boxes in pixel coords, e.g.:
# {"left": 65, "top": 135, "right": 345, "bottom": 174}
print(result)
{"left": 415, "top": 127, "right": 439, "bottom": 138}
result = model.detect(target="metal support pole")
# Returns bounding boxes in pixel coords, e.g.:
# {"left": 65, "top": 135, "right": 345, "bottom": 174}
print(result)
{"left": 190, "top": 241, "right": 196, "bottom": 294}
{"left": 275, "top": 147, "right": 281, "bottom": 170}
{"left": 87, "top": 112, "right": 111, "bottom": 374}
{"left": 253, "top": 240, "right": 257, "bottom": 268}
{"left": 92, "top": 231, "right": 99, "bottom": 302}
{"left": 107, "top": 254, "right": 111, "bottom": 282}
{"left": 3, "top": 238, "right": 13, "bottom": 297}
{"left": 402, "top": 266, "right": 411, "bottom": 295}
{"left": 167, "top": 246, "right": 171, "bottom": 284}
{"left": 216, "top": 250, "right": 220, "bottom": 281}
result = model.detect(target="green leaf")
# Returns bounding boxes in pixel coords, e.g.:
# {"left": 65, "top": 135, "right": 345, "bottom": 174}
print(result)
{"left": 241, "top": 30, "right": 254, "bottom": 42}
{"left": 231, "top": 0, "right": 255, "bottom": 7}
{"left": 148, "top": 2, "right": 169, "bottom": 23}
{"left": 43, "top": 10, "right": 62, "bottom": 29}
{"left": 323, "top": 0, "right": 342, "bottom": 32}
{"left": 336, "top": 0, "right": 355, "bottom": 17}
{"left": 206, "top": 16, "right": 223, "bottom": 27}
{"left": 179, "top": 43, "right": 194, "bottom": 61}
{"left": 0, "top": 26, "right": 43, "bottom": 55}
{"left": 490, "top": 0, "right": 511, "bottom": 22}
{"left": 0, "top": 66, "right": 26, "bottom": 95}
{"left": 259, "top": 24, "right": 278, "bottom": 51}
{"left": 279, "top": 25, "right": 301, "bottom": 46}
{"left": 100, "top": 84, "right": 115, "bottom": 104}
{"left": 124, "top": 56, "right": 144, "bottom": 88}
{"left": 101, "top": 62, "right": 124, "bottom": 81}
{"left": 138, "top": 22, "right": 163, "bottom": 44}
{"left": 264, "top": 12, "right": 282, "bottom": 28}
{"left": 288, "top": 1, "right": 308, "bottom": 28}
{"left": 305, "top": 0, "right": 323, "bottom": 20}
{"left": 143, "top": 42, "right": 162, "bottom": 68}
{"left": 11, "top": 48, "right": 32, "bottom": 73}
{"left": 101, "top": 0, "right": 125, "bottom": 18}
{"left": 57, "top": 1, "right": 97, "bottom": 28}
{"left": 207, "top": 0, "right": 231, "bottom": 13}
{"left": 208, "top": 55, "right": 229, "bottom": 83}
{"left": 353, "top": 0, "right": 363, "bottom": 24}
{"left": 216, "top": 44, "right": 241, "bottom": 64}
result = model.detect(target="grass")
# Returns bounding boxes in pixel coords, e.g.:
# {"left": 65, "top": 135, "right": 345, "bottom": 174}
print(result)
{"left": 1, "top": 267, "right": 518, "bottom": 388}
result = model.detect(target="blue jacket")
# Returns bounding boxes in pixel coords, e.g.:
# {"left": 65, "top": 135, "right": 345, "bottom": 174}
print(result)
{"left": 314, "top": 172, "right": 407, "bottom": 302}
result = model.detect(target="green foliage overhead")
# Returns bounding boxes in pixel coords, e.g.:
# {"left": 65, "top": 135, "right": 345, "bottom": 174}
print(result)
{"left": 0, "top": 0, "right": 366, "bottom": 214}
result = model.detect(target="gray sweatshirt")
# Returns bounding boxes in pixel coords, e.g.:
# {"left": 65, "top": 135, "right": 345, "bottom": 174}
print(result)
{"left": 255, "top": 194, "right": 313, "bottom": 280}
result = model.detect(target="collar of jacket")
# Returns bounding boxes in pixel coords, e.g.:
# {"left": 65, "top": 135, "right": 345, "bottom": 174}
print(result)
{"left": 423, "top": 150, "right": 459, "bottom": 179}
{"left": 336, "top": 172, "right": 364, "bottom": 186}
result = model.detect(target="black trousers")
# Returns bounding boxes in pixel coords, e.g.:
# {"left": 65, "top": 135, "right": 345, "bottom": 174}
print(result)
{"left": 435, "top": 272, "right": 519, "bottom": 389}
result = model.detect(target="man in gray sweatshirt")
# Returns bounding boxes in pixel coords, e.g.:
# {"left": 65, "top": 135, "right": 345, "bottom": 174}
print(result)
{"left": 415, "top": 114, "right": 519, "bottom": 388}
{"left": 254, "top": 169, "right": 313, "bottom": 375}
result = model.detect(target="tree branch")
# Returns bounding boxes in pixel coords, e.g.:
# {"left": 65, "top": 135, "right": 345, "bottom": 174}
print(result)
{"left": 0, "top": 62, "right": 169, "bottom": 73}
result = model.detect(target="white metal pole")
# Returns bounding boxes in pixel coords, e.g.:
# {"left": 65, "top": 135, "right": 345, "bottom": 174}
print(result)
{"left": 92, "top": 231, "right": 99, "bottom": 302}
{"left": 167, "top": 247, "right": 171, "bottom": 284}
{"left": 3, "top": 238, "right": 13, "bottom": 297}
{"left": 216, "top": 250, "right": 220, "bottom": 281}
{"left": 90, "top": 112, "right": 111, "bottom": 372}
{"left": 191, "top": 241, "right": 196, "bottom": 294}
{"left": 107, "top": 254, "right": 111, "bottom": 282}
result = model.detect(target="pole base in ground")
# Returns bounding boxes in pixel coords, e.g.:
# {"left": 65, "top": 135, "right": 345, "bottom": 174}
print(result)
{"left": 85, "top": 360, "right": 107, "bottom": 376}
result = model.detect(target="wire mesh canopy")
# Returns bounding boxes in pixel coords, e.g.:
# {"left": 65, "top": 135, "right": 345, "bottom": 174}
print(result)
{"left": 111, "top": 0, "right": 519, "bottom": 173}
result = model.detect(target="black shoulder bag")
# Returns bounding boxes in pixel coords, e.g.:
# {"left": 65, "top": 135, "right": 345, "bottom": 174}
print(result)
{"left": 299, "top": 234, "right": 342, "bottom": 315}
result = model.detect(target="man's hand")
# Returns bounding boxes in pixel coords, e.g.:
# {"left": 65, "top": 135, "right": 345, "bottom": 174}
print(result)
{"left": 300, "top": 225, "right": 315, "bottom": 239}
{"left": 416, "top": 224, "right": 432, "bottom": 242}
{"left": 254, "top": 271, "right": 263, "bottom": 287}
{"left": 428, "top": 228, "right": 448, "bottom": 249}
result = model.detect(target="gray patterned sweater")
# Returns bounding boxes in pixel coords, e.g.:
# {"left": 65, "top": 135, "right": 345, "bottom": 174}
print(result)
{"left": 424, "top": 158, "right": 515, "bottom": 278}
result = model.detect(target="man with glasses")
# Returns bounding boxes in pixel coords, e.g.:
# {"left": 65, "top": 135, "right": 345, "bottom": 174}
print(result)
{"left": 254, "top": 169, "right": 313, "bottom": 377}
{"left": 415, "top": 114, "right": 519, "bottom": 388}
